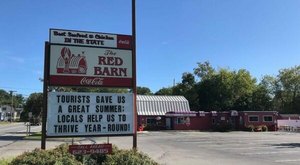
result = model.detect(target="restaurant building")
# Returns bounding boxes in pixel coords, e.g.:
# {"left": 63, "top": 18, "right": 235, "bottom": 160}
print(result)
{"left": 137, "top": 95, "right": 190, "bottom": 130}
{"left": 137, "top": 95, "right": 279, "bottom": 131}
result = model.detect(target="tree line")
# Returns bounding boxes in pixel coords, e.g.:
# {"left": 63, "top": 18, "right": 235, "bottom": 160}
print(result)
{"left": 0, "top": 90, "right": 24, "bottom": 108}
{"left": 0, "top": 61, "right": 299, "bottom": 121}
{"left": 151, "top": 61, "right": 300, "bottom": 114}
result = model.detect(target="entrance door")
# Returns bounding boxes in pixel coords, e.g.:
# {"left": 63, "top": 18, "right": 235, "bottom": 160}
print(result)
{"left": 166, "top": 118, "right": 172, "bottom": 130}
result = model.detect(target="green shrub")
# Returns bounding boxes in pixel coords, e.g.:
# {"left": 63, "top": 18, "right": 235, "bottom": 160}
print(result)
{"left": 0, "top": 158, "right": 12, "bottom": 165}
{"left": 261, "top": 125, "right": 268, "bottom": 132}
{"left": 246, "top": 125, "right": 255, "bottom": 132}
{"left": 103, "top": 147, "right": 158, "bottom": 165}
{"left": 9, "top": 144, "right": 81, "bottom": 165}
{"left": 9, "top": 144, "right": 158, "bottom": 165}
{"left": 254, "top": 125, "right": 262, "bottom": 132}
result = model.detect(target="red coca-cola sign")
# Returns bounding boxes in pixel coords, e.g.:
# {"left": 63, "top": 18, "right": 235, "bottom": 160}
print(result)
{"left": 49, "top": 75, "right": 132, "bottom": 87}
{"left": 80, "top": 77, "right": 104, "bottom": 86}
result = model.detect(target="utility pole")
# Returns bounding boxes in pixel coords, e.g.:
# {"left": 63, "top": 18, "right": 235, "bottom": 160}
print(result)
{"left": 9, "top": 90, "right": 16, "bottom": 122}
{"left": 132, "top": 0, "right": 137, "bottom": 149}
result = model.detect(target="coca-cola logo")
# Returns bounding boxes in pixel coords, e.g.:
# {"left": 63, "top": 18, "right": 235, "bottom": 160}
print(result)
{"left": 118, "top": 40, "right": 130, "bottom": 45}
{"left": 80, "top": 77, "right": 104, "bottom": 86}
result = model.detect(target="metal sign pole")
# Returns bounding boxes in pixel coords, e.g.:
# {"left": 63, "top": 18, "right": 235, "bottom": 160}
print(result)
{"left": 132, "top": 0, "right": 137, "bottom": 149}
{"left": 41, "top": 42, "right": 50, "bottom": 149}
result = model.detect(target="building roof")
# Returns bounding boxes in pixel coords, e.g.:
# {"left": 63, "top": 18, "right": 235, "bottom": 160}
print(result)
{"left": 137, "top": 95, "right": 190, "bottom": 116}
{"left": 279, "top": 114, "right": 300, "bottom": 119}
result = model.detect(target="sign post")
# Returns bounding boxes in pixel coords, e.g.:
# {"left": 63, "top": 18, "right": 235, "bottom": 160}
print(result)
{"left": 41, "top": 42, "right": 50, "bottom": 150}
{"left": 132, "top": 0, "right": 137, "bottom": 149}
{"left": 42, "top": 27, "right": 136, "bottom": 149}
{"left": 42, "top": 0, "right": 137, "bottom": 151}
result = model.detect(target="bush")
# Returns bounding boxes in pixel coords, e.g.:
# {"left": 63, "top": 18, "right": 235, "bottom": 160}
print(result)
{"left": 0, "top": 158, "right": 12, "bottom": 165}
{"left": 246, "top": 125, "right": 255, "bottom": 132}
{"left": 261, "top": 125, "right": 268, "bottom": 132}
{"left": 103, "top": 147, "right": 158, "bottom": 165}
{"left": 9, "top": 144, "right": 81, "bottom": 165}
{"left": 9, "top": 144, "right": 158, "bottom": 165}
{"left": 254, "top": 125, "right": 262, "bottom": 132}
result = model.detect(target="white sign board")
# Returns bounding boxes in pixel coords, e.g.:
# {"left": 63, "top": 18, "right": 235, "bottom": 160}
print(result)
{"left": 50, "top": 29, "right": 132, "bottom": 49}
{"left": 47, "top": 92, "right": 134, "bottom": 137}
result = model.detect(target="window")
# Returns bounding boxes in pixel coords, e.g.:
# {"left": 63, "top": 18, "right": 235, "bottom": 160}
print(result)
{"left": 263, "top": 116, "right": 273, "bottom": 122}
{"left": 177, "top": 117, "right": 185, "bottom": 124}
{"left": 248, "top": 116, "right": 259, "bottom": 122}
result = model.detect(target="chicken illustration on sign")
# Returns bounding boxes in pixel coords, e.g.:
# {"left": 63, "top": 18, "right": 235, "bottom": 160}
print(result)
{"left": 56, "top": 47, "right": 87, "bottom": 74}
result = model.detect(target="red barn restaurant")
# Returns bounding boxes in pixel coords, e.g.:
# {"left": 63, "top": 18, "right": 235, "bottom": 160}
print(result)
{"left": 137, "top": 95, "right": 191, "bottom": 130}
{"left": 137, "top": 95, "right": 279, "bottom": 131}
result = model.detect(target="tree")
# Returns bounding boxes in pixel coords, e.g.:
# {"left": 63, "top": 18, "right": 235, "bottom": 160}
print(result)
{"left": 22, "top": 93, "right": 43, "bottom": 121}
{"left": 155, "top": 87, "right": 173, "bottom": 95}
{"left": 0, "top": 89, "right": 11, "bottom": 105}
{"left": 251, "top": 76, "right": 275, "bottom": 111}
{"left": 273, "top": 65, "right": 300, "bottom": 113}
{"left": 0, "top": 89, "right": 24, "bottom": 107}
{"left": 231, "top": 69, "right": 256, "bottom": 111}
{"left": 194, "top": 61, "right": 215, "bottom": 80}
{"left": 196, "top": 67, "right": 256, "bottom": 111}
{"left": 172, "top": 72, "right": 199, "bottom": 110}
{"left": 136, "top": 86, "right": 152, "bottom": 95}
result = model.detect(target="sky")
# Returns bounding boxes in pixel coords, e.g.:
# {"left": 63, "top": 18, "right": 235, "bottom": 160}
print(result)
{"left": 0, "top": 0, "right": 300, "bottom": 97}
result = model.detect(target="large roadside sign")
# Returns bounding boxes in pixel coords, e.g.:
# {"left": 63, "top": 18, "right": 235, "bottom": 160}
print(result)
{"left": 48, "top": 29, "right": 133, "bottom": 88}
{"left": 42, "top": 28, "right": 136, "bottom": 149}
{"left": 49, "top": 45, "right": 132, "bottom": 87}
{"left": 47, "top": 92, "right": 133, "bottom": 137}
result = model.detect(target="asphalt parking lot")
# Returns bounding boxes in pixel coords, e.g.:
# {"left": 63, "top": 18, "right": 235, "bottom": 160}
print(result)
{"left": 92, "top": 131, "right": 300, "bottom": 165}
{"left": 1, "top": 130, "right": 300, "bottom": 165}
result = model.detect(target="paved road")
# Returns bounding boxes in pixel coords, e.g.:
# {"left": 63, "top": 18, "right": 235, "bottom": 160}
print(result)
{"left": 1, "top": 127, "right": 300, "bottom": 165}
{"left": 0, "top": 123, "right": 42, "bottom": 158}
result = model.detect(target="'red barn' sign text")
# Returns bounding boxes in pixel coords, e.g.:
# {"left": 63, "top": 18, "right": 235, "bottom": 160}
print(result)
{"left": 48, "top": 29, "right": 133, "bottom": 87}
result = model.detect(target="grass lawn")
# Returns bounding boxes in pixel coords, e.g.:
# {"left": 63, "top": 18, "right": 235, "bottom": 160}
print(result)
{"left": 0, "top": 121, "right": 14, "bottom": 125}
{"left": 0, "top": 121, "right": 22, "bottom": 125}
{"left": 0, "top": 157, "right": 13, "bottom": 165}
{"left": 23, "top": 132, "right": 42, "bottom": 140}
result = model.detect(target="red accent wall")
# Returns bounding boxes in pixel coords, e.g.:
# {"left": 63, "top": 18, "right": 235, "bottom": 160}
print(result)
{"left": 240, "top": 112, "right": 278, "bottom": 131}
{"left": 173, "top": 116, "right": 212, "bottom": 130}
{"left": 137, "top": 111, "right": 279, "bottom": 131}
